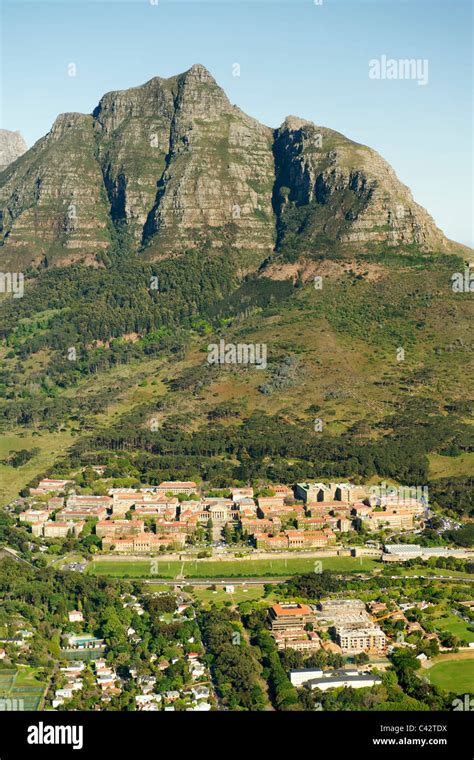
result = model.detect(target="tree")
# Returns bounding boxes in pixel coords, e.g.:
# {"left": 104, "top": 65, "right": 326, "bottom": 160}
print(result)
{"left": 206, "top": 519, "right": 213, "bottom": 543}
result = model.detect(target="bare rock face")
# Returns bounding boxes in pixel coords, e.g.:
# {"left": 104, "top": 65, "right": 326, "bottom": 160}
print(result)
{"left": 140, "top": 65, "right": 275, "bottom": 260}
{"left": 0, "top": 130, "right": 27, "bottom": 172}
{"left": 0, "top": 66, "right": 454, "bottom": 269}
{"left": 273, "top": 118, "right": 448, "bottom": 255}
{"left": 0, "top": 115, "right": 110, "bottom": 268}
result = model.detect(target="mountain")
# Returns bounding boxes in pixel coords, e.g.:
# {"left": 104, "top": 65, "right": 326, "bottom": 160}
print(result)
{"left": 0, "top": 66, "right": 472, "bottom": 508}
{"left": 0, "top": 130, "right": 27, "bottom": 172}
{"left": 0, "top": 64, "right": 457, "bottom": 270}
{"left": 272, "top": 117, "right": 448, "bottom": 257}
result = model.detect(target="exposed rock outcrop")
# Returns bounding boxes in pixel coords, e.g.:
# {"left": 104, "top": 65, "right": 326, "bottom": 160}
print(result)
{"left": 272, "top": 118, "right": 448, "bottom": 254}
{"left": 0, "top": 66, "right": 454, "bottom": 269}
{"left": 0, "top": 130, "right": 27, "bottom": 171}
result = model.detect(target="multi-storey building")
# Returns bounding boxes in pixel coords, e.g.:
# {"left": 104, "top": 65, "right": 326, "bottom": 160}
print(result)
{"left": 295, "top": 483, "right": 331, "bottom": 504}
{"left": 95, "top": 520, "right": 145, "bottom": 538}
{"left": 19, "top": 510, "right": 49, "bottom": 524}
{"left": 257, "top": 496, "right": 286, "bottom": 511}
{"left": 258, "top": 504, "right": 305, "bottom": 519}
{"left": 269, "top": 603, "right": 316, "bottom": 632}
{"left": 156, "top": 481, "right": 198, "bottom": 495}
{"left": 59, "top": 505, "right": 109, "bottom": 522}
{"left": 269, "top": 603, "right": 320, "bottom": 651}
{"left": 273, "top": 631, "right": 321, "bottom": 652}
{"left": 295, "top": 516, "right": 329, "bottom": 529}
{"left": 361, "top": 511, "right": 414, "bottom": 531}
{"left": 337, "top": 518, "right": 352, "bottom": 532}
{"left": 335, "top": 627, "right": 387, "bottom": 653}
{"left": 155, "top": 520, "right": 190, "bottom": 535}
{"left": 254, "top": 533, "right": 288, "bottom": 550}
{"left": 102, "top": 532, "right": 186, "bottom": 553}
{"left": 29, "top": 479, "right": 72, "bottom": 495}
{"left": 111, "top": 491, "right": 178, "bottom": 515}
{"left": 231, "top": 487, "right": 254, "bottom": 501}
{"left": 285, "top": 529, "right": 336, "bottom": 548}
{"left": 255, "top": 529, "right": 336, "bottom": 550}
{"left": 240, "top": 517, "right": 282, "bottom": 535}
{"left": 66, "top": 495, "right": 112, "bottom": 510}
{"left": 43, "top": 521, "right": 85, "bottom": 538}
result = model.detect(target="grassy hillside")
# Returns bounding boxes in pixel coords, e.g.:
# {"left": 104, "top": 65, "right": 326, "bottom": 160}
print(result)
{"left": 0, "top": 247, "right": 472, "bottom": 505}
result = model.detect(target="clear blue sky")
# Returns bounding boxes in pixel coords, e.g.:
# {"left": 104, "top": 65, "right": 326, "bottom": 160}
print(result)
{"left": 1, "top": 0, "right": 472, "bottom": 246}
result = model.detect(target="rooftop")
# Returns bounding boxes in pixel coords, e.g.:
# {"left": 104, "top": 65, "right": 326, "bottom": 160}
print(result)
{"left": 271, "top": 603, "right": 312, "bottom": 617}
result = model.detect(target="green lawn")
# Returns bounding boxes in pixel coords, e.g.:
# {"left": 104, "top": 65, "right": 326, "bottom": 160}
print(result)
{"left": 427, "top": 659, "right": 474, "bottom": 692}
{"left": 87, "top": 555, "right": 378, "bottom": 579}
{"left": 191, "top": 585, "right": 267, "bottom": 605}
{"left": 433, "top": 612, "right": 474, "bottom": 643}
{"left": 0, "top": 429, "right": 73, "bottom": 508}
{"left": 87, "top": 560, "right": 179, "bottom": 578}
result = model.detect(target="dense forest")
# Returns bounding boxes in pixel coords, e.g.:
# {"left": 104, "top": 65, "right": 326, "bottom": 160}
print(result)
{"left": 54, "top": 406, "right": 471, "bottom": 497}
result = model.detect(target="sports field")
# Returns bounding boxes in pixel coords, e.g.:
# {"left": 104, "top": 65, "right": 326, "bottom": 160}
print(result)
{"left": 87, "top": 555, "right": 378, "bottom": 579}
{"left": 0, "top": 668, "right": 47, "bottom": 711}
{"left": 427, "top": 659, "right": 474, "bottom": 693}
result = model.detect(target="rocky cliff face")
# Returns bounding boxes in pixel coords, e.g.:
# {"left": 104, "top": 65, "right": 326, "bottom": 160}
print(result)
{"left": 273, "top": 117, "right": 448, "bottom": 255}
{"left": 0, "top": 130, "right": 27, "bottom": 172}
{"left": 0, "top": 115, "right": 110, "bottom": 267}
{"left": 0, "top": 65, "right": 452, "bottom": 269}
{"left": 93, "top": 64, "right": 275, "bottom": 261}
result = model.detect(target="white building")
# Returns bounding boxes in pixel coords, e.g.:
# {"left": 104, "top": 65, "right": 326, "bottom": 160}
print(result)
{"left": 290, "top": 668, "right": 324, "bottom": 687}
{"left": 335, "top": 627, "right": 387, "bottom": 653}
{"left": 305, "top": 670, "right": 382, "bottom": 692}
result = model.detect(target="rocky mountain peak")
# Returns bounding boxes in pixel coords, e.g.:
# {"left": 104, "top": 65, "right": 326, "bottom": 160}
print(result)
{"left": 182, "top": 63, "right": 217, "bottom": 83}
{"left": 0, "top": 129, "right": 27, "bottom": 172}
{"left": 0, "top": 66, "right": 458, "bottom": 270}
{"left": 279, "top": 115, "right": 314, "bottom": 133}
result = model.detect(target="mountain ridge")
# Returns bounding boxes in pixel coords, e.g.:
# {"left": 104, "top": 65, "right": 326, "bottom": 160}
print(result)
{"left": 0, "top": 64, "right": 467, "bottom": 271}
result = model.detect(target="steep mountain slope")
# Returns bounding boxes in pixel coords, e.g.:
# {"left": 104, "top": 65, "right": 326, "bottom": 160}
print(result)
{"left": 0, "top": 65, "right": 459, "bottom": 271}
{"left": 0, "top": 115, "right": 111, "bottom": 268}
{"left": 0, "top": 130, "right": 27, "bottom": 171}
{"left": 273, "top": 117, "right": 448, "bottom": 257}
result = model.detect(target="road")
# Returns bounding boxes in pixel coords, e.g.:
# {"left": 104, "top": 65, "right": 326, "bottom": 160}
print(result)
{"left": 141, "top": 573, "right": 474, "bottom": 587}
{"left": 142, "top": 577, "right": 285, "bottom": 586}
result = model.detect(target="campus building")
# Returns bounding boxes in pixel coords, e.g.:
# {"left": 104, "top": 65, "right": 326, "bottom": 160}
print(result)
{"left": 335, "top": 627, "right": 387, "bottom": 653}
{"left": 269, "top": 603, "right": 316, "bottom": 632}
{"left": 156, "top": 481, "right": 198, "bottom": 495}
